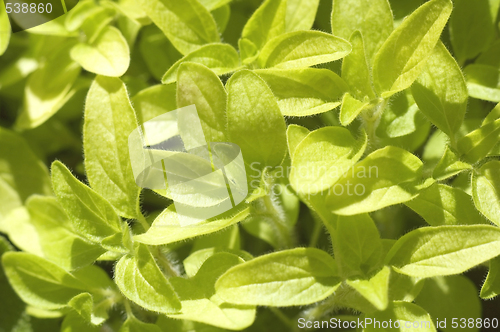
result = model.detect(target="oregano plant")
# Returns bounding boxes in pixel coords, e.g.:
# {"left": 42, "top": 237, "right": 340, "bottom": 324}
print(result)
{"left": 1, "top": 0, "right": 500, "bottom": 331}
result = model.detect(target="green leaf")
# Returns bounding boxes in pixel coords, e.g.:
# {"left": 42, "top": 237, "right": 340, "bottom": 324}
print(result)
{"left": 373, "top": 0, "right": 453, "bottom": 97}
{"left": 132, "top": 84, "right": 177, "bottom": 124}
{"left": 341, "top": 31, "right": 376, "bottom": 100}
{"left": 285, "top": 0, "right": 320, "bottom": 32}
{"left": 211, "top": 5, "right": 230, "bottom": 34}
{"left": 84, "top": 76, "right": 140, "bottom": 218}
{"left": 198, "top": 0, "right": 232, "bottom": 11}
{"left": 481, "top": 256, "right": 500, "bottom": 299}
{"left": 483, "top": 102, "right": 500, "bottom": 126}
{"left": 411, "top": 42, "right": 468, "bottom": 143}
{"left": 115, "top": 244, "right": 181, "bottom": 314}
{"left": 331, "top": 214, "right": 383, "bottom": 278}
{"left": 176, "top": 62, "right": 227, "bottom": 144}
{"left": 191, "top": 224, "right": 241, "bottom": 253}
{"left": 226, "top": 70, "right": 287, "bottom": 168}
{"left": 255, "top": 68, "right": 348, "bottom": 116}
{"left": 257, "top": 31, "right": 352, "bottom": 69}
{"left": 376, "top": 91, "right": 429, "bottom": 140}
{"left": 114, "top": 0, "right": 150, "bottom": 24}
{"left": 432, "top": 146, "right": 472, "bottom": 181}
{"left": 290, "top": 127, "right": 367, "bottom": 194}
{"left": 339, "top": 93, "right": 371, "bottom": 126}
{"left": 0, "top": 55, "right": 38, "bottom": 90}
{"left": 65, "top": 1, "right": 106, "bottom": 32}
{"left": 61, "top": 311, "right": 101, "bottom": 332}
{"left": 70, "top": 26, "right": 130, "bottom": 77}
{"left": 241, "top": 0, "right": 286, "bottom": 50}
{"left": 331, "top": 0, "right": 393, "bottom": 61}
{"left": 16, "top": 43, "right": 81, "bottom": 130}
{"left": 388, "top": 268, "right": 425, "bottom": 302}
{"left": 134, "top": 204, "right": 250, "bottom": 245}
{"left": 26, "top": 196, "right": 105, "bottom": 271}
{"left": 286, "top": 124, "right": 310, "bottom": 159}
{"left": 0, "top": 0, "right": 11, "bottom": 55}
{"left": 405, "top": 183, "right": 485, "bottom": 226}
{"left": 449, "top": 0, "right": 496, "bottom": 65}
{"left": 457, "top": 118, "right": 500, "bottom": 163}
{"left": 78, "top": 5, "right": 116, "bottom": 42}
{"left": 0, "top": 129, "right": 51, "bottom": 253}
{"left": 184, "top": 247, "right": 252, "bottom": 278}
{"left": 51, "top": 161, "right": 124, "bottom": 244}
{"left": 386, "top": 225, "right": 500, "bottom": 278}
{"left": 139, "top": 0, "right": 219, "bottom": 55}
{"left": 476, "top": 40, "right": 500, "bottom": 67}
{"left": 346, "top": 266, "right": 390, "bottom": 311}
{"left": 325, "top": 146, "right": 427, "bottom": 215}
{"left": 464, "top": 64, "right": 500, "bottom": 103}
{"left": 162, "top": 43, "right": 240, "bottom": 84}
{"left": 215, "top": 248, "right": 341, "bottom": 306}
{"left": 365, "top": 301, "right": 436, "bottom": 332}
{"left": 1, "top": 252, "right": 87, "bottom": 310}
{"left": 156, "top": 316, "right": 225, "bottom": 332}
{"left": 472, "top": 161, "right": 500, "bottom": 226}
{"left": 168, "top": 252, "right": 256, "bottom": 330}
{"left": 0, "top": 236, "right": 30, "bottom": 332}
{"left": 0, "top": 128, "right": 52, "bottom": 220}
{"left": 68, "top": 292, "right": 105, "bottom": 325}
{"left": 415, "top": 276, "right": 481, "bottom": 332}
{"left": 139, "top": 25, "right": 182, "bottom": 81}
{"left": 120, "top": 317, "right": 162, "bottom": 332}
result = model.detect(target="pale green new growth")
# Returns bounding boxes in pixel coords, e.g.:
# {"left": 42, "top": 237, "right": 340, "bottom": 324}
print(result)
{"left": 257, "top": 30, "right": 351, "bottom": 69}
{"left": 373, "top": 0, "right": 452, "bottom": 97}
{"left": 139, "top": 0, "right": 219, "bottom": 55}
{"left": 70, "top": 26, "right": 130, "bottom": 77}
{"left": 255, "top": 68, "right": 347, "bottom": 116}
{"left": 115, "top": 244, "right": 181, "bottom": 314}
{"left": 290, "top": 126, "right": 366, "bottom": 194}
{"left": 162, "top": 43, "right": 240, "bottom": 84}
{"left": 84, "top": 76, "right": 140, "bottom": 219}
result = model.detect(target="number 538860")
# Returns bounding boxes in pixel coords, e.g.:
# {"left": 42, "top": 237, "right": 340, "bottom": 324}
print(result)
{"left": 5, "top": 2, "right": 53, "bottom": 14}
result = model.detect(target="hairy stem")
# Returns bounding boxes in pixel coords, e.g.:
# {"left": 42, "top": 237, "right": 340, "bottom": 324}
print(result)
{"left": 262, "top": 194, "right": 295, "bottom": 249}
{"left": 362, "top": 98, "right": 388, "bottom": 152}
{"left": 136, "top": 211, "right": 150, "bottom": 232}
{"left": 153, "top": 247, "right": 180, "bottom": 277}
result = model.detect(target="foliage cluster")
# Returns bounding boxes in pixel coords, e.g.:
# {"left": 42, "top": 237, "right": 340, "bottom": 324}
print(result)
{"left": 1, "top": 0, "right": 500, "bottom": 331}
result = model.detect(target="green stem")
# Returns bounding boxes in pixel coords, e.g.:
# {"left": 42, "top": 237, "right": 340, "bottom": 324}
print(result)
{"left": 262, "top": 194, "right": 295, "bottom": 249}
{"left": 270, "top": 308, "right": 299, "bottom": 332}
{"left": 153, "top": 247, "right": 180, "bottom": 277}
{"left": 124, "top": 299, "right": 134, "bottom": 318}
{"left": 309, "top": 218, "right": 322, "bottom": 248}
{"left": 303, "top": 293, "right": 340, "bottom": 321}
{"left": 362, "top": 98, "right": 388, "bottom": 151}
{"left": 136, "top": 211, "right": 150, "bottom": 232}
